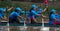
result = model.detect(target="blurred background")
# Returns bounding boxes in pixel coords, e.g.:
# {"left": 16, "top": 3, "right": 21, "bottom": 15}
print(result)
{"left": 0, "top": 0, "right": 60, "bottom": 23}
{"left": 0, "top": 0, "right": 60, "bottom": 31}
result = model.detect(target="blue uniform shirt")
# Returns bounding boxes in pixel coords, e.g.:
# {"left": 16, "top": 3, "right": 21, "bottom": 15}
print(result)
{"left": 0, "top": 8, "right": 7, "bottom": 12}
{"left": 50, "top": 14, "right": 56, "bottom": 21}
{"left": 0, "top": 8, "right": 6, "bottom": 18}
{"left": 3, "top": 8, "right": 7, "bottom": 12}
{"left": 49, "top": 13, "right": 56, "bottom": 24}
{"left": 31, "top": 10, "right": 38, "bottom": 15}
{"left": 27, "top": 10, "right": 38, "bottom": 18}
{"left": 9, "top": 12, "right": 20, "bottom": 19}
{"left": 37, "top": 8, "right": 43, "bottom": 14}
{"left": 0, "top": 13, "right": 5, "bottom": 19}
{"left": 0, "top": 13, "right": 3, "bottom": 19}
{"left": 56, "top": 14, "right": 60, "bottom": 21}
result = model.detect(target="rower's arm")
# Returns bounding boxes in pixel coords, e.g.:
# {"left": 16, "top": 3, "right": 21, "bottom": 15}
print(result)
{"left": 54, "top": 18, "right": 59, "bottom": 21}
{"left": 7, "top": 7, "right": 13, "bottom": 11}
{"left": 42, "top": 6, "right": 48, "bottom": 12}
{"left": 18, "top": 16, "right": 26, "bottom": 20}
{"left": 42, "top": 14, "right": 47, "bottom": 17}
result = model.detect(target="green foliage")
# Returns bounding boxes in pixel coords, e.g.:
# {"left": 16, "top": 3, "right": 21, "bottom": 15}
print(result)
{"left": 0, "top": 1, "right": 60, "bottom": 16}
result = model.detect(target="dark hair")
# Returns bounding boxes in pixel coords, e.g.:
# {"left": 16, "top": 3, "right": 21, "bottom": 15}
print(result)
{"left": 49, "top": 12, "right": 53, "bottom": 20}
{"left": 29, "top": 8, "right": 34, "bottom": 16}
{"left": 29, "top": 8, "right": 34, "bottom": 12}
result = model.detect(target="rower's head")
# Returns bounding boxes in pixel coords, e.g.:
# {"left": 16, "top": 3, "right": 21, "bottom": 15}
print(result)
{"left": 15, "top": 7, "right": 22, "bottom": 13}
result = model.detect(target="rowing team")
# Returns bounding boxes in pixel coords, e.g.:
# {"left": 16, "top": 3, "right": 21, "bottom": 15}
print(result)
{"left": 0, "top": 4, "right": 60, "bottom": 25}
